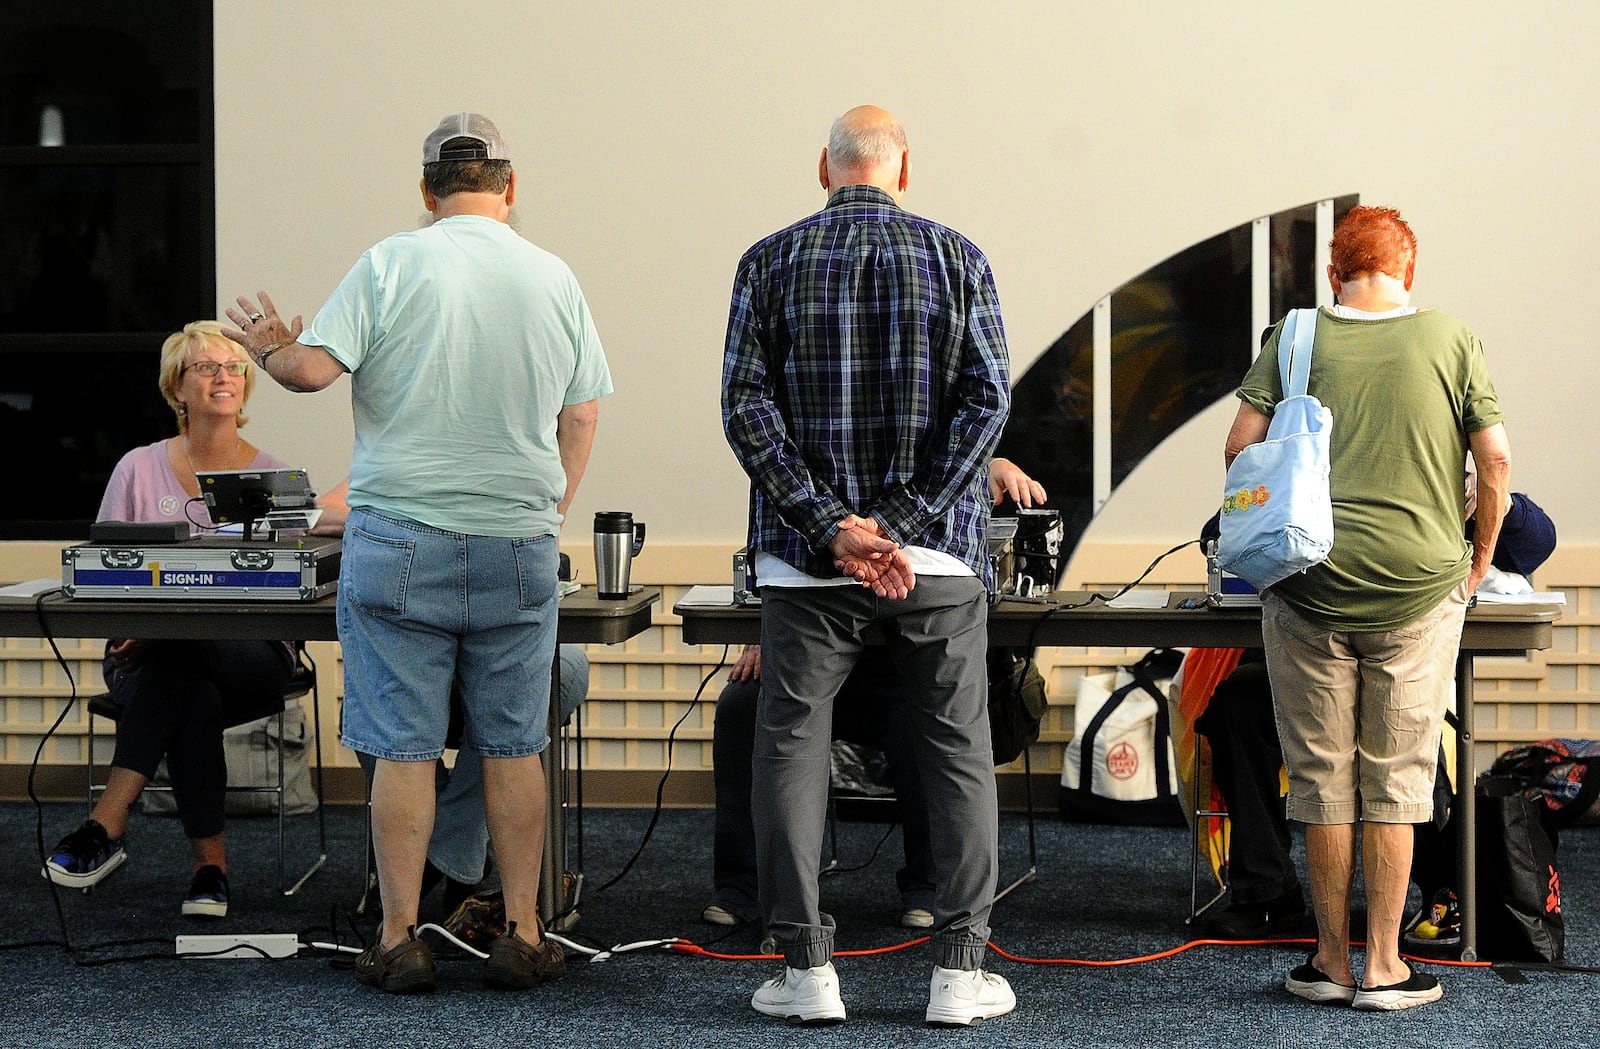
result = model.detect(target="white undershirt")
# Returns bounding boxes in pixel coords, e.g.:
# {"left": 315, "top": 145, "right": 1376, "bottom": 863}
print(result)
{"left": 755, "top": 547, "right": 972, "bottom": 589}
{"left": 1329, "top": 303, "right": 1418, "bottom": 320}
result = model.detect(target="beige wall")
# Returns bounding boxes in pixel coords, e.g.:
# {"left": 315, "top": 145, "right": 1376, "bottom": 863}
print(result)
{"left": 6, "top": 2, "right": 1600, "bottom": 799}
{"left": 209, "top": 1, "right": 1597, "bottom": 555}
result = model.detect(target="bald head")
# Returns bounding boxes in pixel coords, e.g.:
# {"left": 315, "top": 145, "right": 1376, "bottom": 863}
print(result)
{"left": 820, "top": 105, "right": 910, "bottom": 202}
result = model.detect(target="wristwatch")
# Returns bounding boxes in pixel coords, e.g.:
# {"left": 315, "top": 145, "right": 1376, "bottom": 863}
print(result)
{"left": 257, "top": 341, "right": 287, "bottom": 367}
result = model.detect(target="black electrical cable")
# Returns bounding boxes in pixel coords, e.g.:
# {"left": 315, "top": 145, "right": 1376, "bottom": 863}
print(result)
{"left": 182, "top": 496, "right": 220, "bottom": 532}
{"left": 577, "top": 645, "right": 732, "bottom": 906}
{"left": 1017, "top": 538, "right": 1200, "bottom": 652}
{"left": 820, "top": 820, "right": 899, "bottom": 877}
{"left": 999, "top": 537, "right": 1202, "bottom": 691}
{"left": 25, "top": 587, "right": 82, "bottom": 957}
{"left": 17, "top": 589, "right": 193, "bottom": 967}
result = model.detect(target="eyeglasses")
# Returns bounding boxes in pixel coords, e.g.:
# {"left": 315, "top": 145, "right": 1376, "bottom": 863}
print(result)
{"left": 185, "top": 360, "right": 249, "bottom": 377}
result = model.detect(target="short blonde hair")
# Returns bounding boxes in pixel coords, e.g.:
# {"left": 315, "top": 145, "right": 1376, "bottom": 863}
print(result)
{"left": 157, "top": 321, "right": 255, "bottom": 433}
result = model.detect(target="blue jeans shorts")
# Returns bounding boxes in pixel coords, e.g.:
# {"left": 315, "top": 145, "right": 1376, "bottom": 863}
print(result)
{"left": 338, "top": 507, "right": 559, "bottom": 762}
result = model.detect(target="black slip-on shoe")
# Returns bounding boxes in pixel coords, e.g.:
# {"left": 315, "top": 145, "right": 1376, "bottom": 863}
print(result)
{"left": 1285, "top": 954, "right": 1357, "bottom": 1005}
{"left": 1353, "top": 966, "right": 1442, "bottom": 1011}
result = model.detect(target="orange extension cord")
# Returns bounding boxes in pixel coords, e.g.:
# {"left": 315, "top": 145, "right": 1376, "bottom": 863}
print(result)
{"left": 669, "top": 934, "right": 1493, "bottom": 969}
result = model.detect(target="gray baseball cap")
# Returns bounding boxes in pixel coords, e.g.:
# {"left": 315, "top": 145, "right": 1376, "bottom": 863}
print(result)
{"left": 422, "top": 113, "right": 510, "bottom": 164}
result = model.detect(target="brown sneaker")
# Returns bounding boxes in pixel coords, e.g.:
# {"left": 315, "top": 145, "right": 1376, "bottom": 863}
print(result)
{"left": 484, "top": 918, "right": 565, "bottom": 989}
{"left": 355, "top": 926, "right": 436, "bottom": 994}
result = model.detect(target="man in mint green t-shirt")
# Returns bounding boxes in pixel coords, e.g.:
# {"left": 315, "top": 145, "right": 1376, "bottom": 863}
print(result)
{"left": 225, "top": 113, "right": 611, "bottom": 995}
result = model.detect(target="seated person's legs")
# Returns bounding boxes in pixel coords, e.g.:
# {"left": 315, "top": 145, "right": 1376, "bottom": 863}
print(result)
{"left": 834, "top": 652, "right": 935, "bottom": 926}
{"left": 1193, "top": 656, "right": 1308, "bottom": 936}
{"left": 707, "top": 646, "right": 935, "bottom": 928}
{"left": 46, "top": 638, "right": 292, "bottom": 919}
{"left": 556, "top": 644, "right": 589, "bottom": 726}
{"left": 707, "top": 674, "right": 762, "bottom": 923}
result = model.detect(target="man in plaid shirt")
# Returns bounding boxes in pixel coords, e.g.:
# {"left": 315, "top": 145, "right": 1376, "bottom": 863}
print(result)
{"left": 721, "top": 105, "right": 1015, "bottom": 1028}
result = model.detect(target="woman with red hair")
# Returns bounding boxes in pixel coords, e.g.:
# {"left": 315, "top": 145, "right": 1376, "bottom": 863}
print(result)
{"left": 1223, "top": 205, "right": 1512, "bottom": 1011}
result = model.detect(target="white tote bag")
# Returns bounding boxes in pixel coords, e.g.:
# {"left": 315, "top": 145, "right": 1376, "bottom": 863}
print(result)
{"left": 1217, "top": 308, "right": 1334, "bottom": 590}
{"left": 1059, "top": 665, "right": 1184, "bottom": 826}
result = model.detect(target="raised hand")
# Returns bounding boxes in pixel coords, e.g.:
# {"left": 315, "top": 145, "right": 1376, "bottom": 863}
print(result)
{"left": 223, "top": 290, "right": 305, "bottom": 355}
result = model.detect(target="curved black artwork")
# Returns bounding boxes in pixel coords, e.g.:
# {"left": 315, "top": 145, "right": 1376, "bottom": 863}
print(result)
{"left": 994, "top": 195, "right": 1358, "bottom": 577}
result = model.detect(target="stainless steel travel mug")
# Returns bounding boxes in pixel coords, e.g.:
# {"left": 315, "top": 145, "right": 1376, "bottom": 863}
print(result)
{"left": 594, "top": 511, "right": 646, "bottom": 599}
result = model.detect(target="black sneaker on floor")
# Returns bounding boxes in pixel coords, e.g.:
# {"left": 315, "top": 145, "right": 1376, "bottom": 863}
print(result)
{"left": 1354, "top": 965, "right": 1443, "bottom": 1011}
{"left": 1200, "top": 887, "right": 1312, "bottom": 939}
{"left": 42, "top": 819, "right": 127, "bottom": 890}
{"left": 1285, "top": 954, "right": 1357, "bottom": 1005}
{"left": 182, "top": 864, "right": 229, "bottom": 918}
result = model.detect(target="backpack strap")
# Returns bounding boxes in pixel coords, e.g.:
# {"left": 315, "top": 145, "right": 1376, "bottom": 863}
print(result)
{"left": 1076, "top": 660, "right": 1181, "bottom": 795}
{"left": 1130, "top": 662, "right": 1176, "bottom": 802}
{"left": 1278, "top": 307, "right": 1318, "bottom": 398}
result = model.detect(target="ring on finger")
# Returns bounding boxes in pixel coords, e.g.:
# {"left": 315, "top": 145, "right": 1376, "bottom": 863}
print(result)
{"left": 247, "top": 312, "right": 264, "bottom": 323}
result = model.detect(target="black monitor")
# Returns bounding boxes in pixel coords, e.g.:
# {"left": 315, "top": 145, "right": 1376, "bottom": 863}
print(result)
{"left": 196, "top": 468, "right": 317, "bottom": 540}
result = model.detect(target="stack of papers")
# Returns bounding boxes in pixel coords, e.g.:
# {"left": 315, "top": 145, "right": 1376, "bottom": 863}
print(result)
{"left": 1474, "top": 591, "right": 1565, "bottom": 605}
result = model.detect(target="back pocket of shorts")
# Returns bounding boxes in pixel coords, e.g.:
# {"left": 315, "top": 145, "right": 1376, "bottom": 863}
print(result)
{"left": 512, "top": 536, "right": 557, "bottom": 611}
{"left": 345, "top": 526, "right": 414, "bottom": 617}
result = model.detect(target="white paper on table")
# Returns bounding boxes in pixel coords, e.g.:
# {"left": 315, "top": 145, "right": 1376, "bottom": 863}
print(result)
{"left": 678, "top": 584, "right": 738, "bottom": 607}
{"left": 0, "top": 578, "right": 60, "bottom": 599}
{"left": 1104, "top": 590, "right": 1170, "bottom": 609}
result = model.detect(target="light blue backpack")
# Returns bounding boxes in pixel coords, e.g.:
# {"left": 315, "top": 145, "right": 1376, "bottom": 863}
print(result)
{"left": 1217, "top": 308, "right": 1333, "bottom": 590}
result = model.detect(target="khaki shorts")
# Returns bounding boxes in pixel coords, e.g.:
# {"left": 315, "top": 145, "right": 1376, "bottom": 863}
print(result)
{"left": 1261, "top": 582, "right": 1469, "bottom": 825}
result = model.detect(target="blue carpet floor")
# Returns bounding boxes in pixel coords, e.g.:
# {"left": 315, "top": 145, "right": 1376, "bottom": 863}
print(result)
{"left": 1, "top": 799, "right": 1596, "bottom": 1047}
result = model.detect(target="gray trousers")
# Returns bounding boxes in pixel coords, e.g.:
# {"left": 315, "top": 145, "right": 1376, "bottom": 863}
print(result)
{"left": 754, "top": 577, "right": 998, "bottom": 971}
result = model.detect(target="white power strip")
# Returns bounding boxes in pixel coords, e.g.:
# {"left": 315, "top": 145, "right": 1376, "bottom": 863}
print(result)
{"left": 175, "top": 933, "right": 301, "bottom": 959}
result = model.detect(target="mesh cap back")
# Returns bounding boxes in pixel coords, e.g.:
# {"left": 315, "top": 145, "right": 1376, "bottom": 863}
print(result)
{"left": 422, "top": 113, "right": 510, "bottom": 164}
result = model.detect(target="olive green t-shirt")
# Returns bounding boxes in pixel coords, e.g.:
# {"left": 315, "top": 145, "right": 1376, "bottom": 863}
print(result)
{"left": 1236, "top": 307, "right": 1504, "bottom": 631}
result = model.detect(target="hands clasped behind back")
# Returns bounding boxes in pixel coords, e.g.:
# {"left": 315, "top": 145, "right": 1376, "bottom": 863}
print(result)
{"left": 829, "top": 514, "right": 915, "bottom": 599}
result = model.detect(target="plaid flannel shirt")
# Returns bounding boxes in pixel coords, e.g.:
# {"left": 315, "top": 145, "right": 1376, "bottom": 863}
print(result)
{"left": 721, "top": 185, "right": 1010, "bottom": 581}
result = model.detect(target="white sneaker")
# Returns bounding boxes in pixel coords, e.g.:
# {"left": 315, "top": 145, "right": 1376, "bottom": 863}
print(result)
{"left": 926, "top": 966, "right": 1016, "bottom": 1027}
{"left": 751, "top": 962, "right": 846, "bottom": 1025}
{"left": 700, "top": 903, "right": 740, "bottom": 926}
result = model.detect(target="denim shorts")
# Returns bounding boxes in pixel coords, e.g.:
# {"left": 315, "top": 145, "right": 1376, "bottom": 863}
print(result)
{"left": 338, "top": 507, "right": 558, "bottom": 761}
{"left": 1261, "top": 580, "right": 1469, "bottom": 824}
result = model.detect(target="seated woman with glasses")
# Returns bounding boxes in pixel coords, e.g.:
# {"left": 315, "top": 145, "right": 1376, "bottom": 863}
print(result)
{"left": 42, "top": 320, "right": 296, "bottom": 919}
